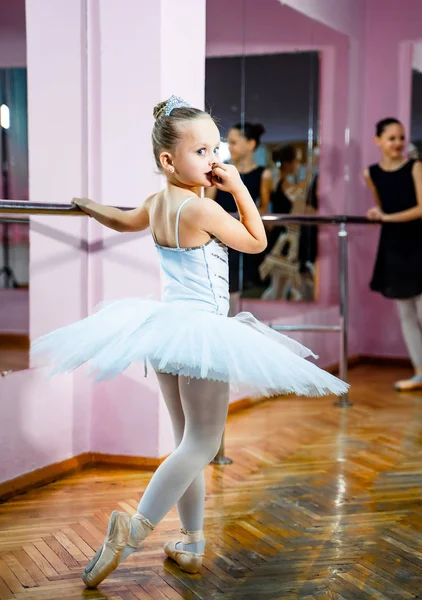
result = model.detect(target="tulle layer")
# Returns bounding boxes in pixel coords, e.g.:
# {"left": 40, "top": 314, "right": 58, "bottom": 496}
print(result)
{"left": 31, "top": 298, "right": 349, "bottom": 398}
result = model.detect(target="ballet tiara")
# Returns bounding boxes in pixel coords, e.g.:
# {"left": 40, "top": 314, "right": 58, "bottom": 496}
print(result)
{"left": 164, "top": 95, "right": 192, "bottom": 116}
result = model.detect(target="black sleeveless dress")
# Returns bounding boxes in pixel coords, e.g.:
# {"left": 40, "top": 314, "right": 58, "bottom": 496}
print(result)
{"left": 215, "top": 166, "right": 265, "bottom": 292}
{"left": 369, "top": 160, "right": 422, "bottom": 299}
{"left": 267, "top": 177, "right": 293, "bottom": 253}
{"left": 298, "top": 174, "right": 319, "bottom": 272}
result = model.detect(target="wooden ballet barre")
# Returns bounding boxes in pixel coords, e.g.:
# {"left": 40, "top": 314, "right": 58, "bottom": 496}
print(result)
{"left": 0, "top": 200, "right": 131, "bottom": 216}
{"left": 0, "top": 200, "right": 84, "bottom": 215}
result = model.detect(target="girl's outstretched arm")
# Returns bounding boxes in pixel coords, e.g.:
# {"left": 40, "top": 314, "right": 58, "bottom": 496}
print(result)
{"left": 72, "top": 194, "right": 156, "bottom": 232}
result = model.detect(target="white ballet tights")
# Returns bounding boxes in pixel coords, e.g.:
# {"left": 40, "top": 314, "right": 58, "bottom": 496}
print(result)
{"left": 396, "top": 294, "right": 422, "bottom": 371}
{"left": 121, "top": 373, "right": 230, "bottom": 560}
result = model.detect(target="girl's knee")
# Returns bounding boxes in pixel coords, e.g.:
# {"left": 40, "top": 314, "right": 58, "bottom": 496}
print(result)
{"left": 186, "top": 435, "right": 222, "bottom": 466}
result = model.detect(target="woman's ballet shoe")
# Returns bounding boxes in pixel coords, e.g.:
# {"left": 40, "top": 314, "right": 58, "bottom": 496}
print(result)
{"left": 394, "top": 376, "right": 422, "bottom": 392}
{"left": 82, "top": 511, "right": 130, "bottom": 588}
{"left": 164, "top": 528, "right": 204, "bottom": 574}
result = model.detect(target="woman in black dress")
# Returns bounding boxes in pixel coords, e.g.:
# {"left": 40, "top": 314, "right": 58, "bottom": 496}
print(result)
{"left": 365, "top": 118, "right": 422, "bottom": 391}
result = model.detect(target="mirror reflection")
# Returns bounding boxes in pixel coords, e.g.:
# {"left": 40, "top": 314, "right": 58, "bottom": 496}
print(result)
{"left": 0, "top": 66, "right": 29, "bottom": 288}
{"left": 205, "top": 51, "right": 320, "bottom": 303}
{"left": 0, "top": 0, "right": 29, "bottom": 374}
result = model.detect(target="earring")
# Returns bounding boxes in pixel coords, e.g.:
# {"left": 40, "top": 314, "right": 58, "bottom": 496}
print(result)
{"left": 169, "top": 166, "right": 174, "bottom": 174}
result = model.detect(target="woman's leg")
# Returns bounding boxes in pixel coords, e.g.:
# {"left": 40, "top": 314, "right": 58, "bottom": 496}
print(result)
{"left": 415, "top": 294, "right": 422, "bottom": 342}
{"left": 396, "top": 296, "right": 422, "bottom": 389}
{"left": 122, "top": 375, "right": 230, "bottom": 559}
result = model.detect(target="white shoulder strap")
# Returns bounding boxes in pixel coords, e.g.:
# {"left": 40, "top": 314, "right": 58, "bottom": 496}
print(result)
{"left": 175, "top": 198, "right": 194, "bottom": 248}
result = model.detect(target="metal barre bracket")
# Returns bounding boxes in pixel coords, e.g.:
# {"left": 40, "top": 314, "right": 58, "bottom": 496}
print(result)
{"left": 211, "top": 432, "right": 233, "bottom": 465}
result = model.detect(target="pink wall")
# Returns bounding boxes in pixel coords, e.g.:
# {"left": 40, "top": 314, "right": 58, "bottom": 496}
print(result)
{"left": 0, "top": 370, "right": 84, "bottom": 483}
{"left": 284, "top": 0, "right": 365, "bottom": 38}
{"left": 0, "top": 289, "right": 28, "bottom": 334}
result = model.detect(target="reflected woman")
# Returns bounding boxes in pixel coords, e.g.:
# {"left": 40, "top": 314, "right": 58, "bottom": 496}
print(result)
{"left": 207, "top": 122, "right": 272, "bottom": 213}
{"left": 207, "top": 123, "right": 272, "bottom": 307}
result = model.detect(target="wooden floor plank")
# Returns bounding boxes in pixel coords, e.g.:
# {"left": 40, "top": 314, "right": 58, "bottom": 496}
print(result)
{"left": 0, "top": 552, "right": 37, "bottom": 589}
{"left": 0, "top": 576, "right": 13, "bottom": 600}
{"left": 0, "top": 558, "right": 25, "bottom": 594}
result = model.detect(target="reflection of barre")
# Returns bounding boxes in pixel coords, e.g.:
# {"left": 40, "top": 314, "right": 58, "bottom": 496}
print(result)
{"left": 270, "top": 324, "right": 341, "bottom": 332}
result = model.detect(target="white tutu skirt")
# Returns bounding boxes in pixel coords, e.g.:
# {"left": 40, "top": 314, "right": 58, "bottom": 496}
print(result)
{"left": 31, "top": 299, "right": 349, "bottom": 398}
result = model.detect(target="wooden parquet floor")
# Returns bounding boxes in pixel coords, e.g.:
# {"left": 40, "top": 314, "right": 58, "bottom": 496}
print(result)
{"left": 1, "top": 364, "right": 422, "bottom": 599}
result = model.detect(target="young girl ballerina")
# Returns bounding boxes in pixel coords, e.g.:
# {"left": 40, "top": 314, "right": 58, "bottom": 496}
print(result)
{"left": 365, "top": 117, "right": 422, "bottom": 392}
{"left": 32, "top": 95, "right": 348, "bottom": 588}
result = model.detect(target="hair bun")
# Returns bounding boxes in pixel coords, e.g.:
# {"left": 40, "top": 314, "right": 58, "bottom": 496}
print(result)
{"left": 153, "top": 101, "right": 167, "bottom": 121}
{"left": 253, "top": 123, "right": 265, "bottom": 137}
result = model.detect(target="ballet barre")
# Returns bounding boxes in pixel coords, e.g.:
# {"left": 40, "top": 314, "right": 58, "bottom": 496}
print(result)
{"left": 261, "top": 214, "right": 372, "bottom": 409}
{"left": 0, "top": 201, "right": 91, "bottom": 215}
{"left": 1, "top": 202, "right": 376, "bottom": 466}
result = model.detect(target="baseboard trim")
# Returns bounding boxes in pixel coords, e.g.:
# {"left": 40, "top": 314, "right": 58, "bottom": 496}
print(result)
{"left": 0, "top": 452, "right": 166, "bottom": 503}
{"left": 324, "top": 354, "right": 412, "bottom": 374}
{"left": 359, "top": 354, "right": 412, "bottom": 368}
{"left": 0, "top": 333, "right": 30, "bottom": 350}
{"left": 90, "top": 452, "right": 165, "bottom": 470}
{"left": 0, "top": 453, "right": 89, "bottom": 503}
{"left": 228, "top": 396, "right": 255, "bottom": 414}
